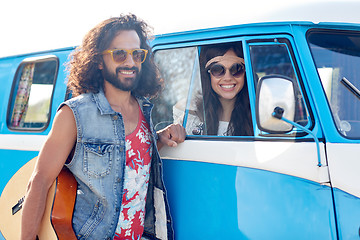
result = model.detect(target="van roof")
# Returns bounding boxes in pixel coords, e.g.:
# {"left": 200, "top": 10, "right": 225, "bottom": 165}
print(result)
{"left": 152, "top": 21, "right": 360, "bottom": 47}
{"left": 0, "top": 46, "right": 76, "bottom": 60}
{"left": 2, "top": 21, "right": 360, "bottom": 59}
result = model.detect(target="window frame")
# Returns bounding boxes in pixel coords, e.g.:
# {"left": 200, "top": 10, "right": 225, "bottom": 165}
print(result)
{"left": 306, "top": 28, "right": 360, "bottom": 139}
{"left": 6, "top": 55, "right": 59, "bottom": 132}
{"left": 152, "top": 34, "right": 315, "bottom": 140}
{"left": 244, "top": 36, "right": 315, "bottom": 138}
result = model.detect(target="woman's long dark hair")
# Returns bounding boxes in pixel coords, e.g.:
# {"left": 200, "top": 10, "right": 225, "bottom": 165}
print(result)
{"left": 198, "top": 42, "right": 253, "bottom": 136}
{"left": 66, "top": 14, "right": 162, "bottom": 98}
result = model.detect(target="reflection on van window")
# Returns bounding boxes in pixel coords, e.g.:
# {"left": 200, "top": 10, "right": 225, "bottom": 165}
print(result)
{"left": 250, "top": 43, "right": 296, "bottom": 80}
{"left": 152, "top": 47, "right": 199, "bottom": 131}
{"left": 308, "top": 31, "right": 360, "bottom": 138}
{"left": 250, "top": 41, "right": 309, "bottom": 128}
{"left": 8, "top": 58, "right": 58, "bottom": 130}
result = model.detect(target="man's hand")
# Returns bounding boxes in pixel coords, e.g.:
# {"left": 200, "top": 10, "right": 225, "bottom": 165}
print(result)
{"left": 157, "top": 123, "right": 186, "bottom": 149}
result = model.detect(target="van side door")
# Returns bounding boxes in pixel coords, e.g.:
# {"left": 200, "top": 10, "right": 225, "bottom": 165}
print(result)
{"left": 152, "top": 33, "right": 337, "bottom": 239}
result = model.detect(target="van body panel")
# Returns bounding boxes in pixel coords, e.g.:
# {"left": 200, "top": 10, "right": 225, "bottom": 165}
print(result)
{"left": 327, "top": 143, "right": 360, "bottom": 198}
{"left": 326, "top": 143, "right": 360, "bottom": 240}
{"left": 163, "top": 159, "right": 336, "bottom": 239}
{"left": 160, "top": 140, "right": 327, "bottom": 184}
{"left": 332, "top": 188, "right": 360, "bottom": 240}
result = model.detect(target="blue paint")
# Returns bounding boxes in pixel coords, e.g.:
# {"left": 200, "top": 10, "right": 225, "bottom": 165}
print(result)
{"left": 163, "top": 159, "right": 337, "bottom": 239}
{"left": 332, "top": 188, "right": 360, "bottom": 240}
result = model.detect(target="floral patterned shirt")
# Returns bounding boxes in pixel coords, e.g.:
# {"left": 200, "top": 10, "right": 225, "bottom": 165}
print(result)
{"left": 114, "top": 107, "right": 152, "bottom": 240}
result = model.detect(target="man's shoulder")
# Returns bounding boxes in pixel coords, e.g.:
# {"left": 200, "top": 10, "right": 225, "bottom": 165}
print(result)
{"left": 65, "top": 92, "right": 93, "bottom": 106}
{"left": 58, "top": 92, "right": 95, "bottom": 112}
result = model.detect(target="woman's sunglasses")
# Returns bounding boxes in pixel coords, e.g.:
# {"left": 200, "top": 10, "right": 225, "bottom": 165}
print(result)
{"left": 207, "top": 63, "right": 245, "bottom": 78}
{"left": 102, "top": 49, "right": 148, "bottom": 64}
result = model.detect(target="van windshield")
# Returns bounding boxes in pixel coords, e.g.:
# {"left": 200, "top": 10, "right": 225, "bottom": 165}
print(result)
{"left": 308, "top": 30, "right": 360, "bottom": 138}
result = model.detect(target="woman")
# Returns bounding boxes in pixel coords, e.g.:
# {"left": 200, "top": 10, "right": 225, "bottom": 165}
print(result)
{"left": 174, "top": 42, "right": 253, "bottom": 136}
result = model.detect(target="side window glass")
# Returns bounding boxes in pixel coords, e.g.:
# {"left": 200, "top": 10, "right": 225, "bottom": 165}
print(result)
{"left": 7, "top": 56, "right": 58, "bottom": 131}
{"left": 308, "top": 30, "right": 360, "bottom": 138}
{"left": 154, "top": 42, "right": 254, "bottom": 137}
{"left": 154, "top": 42, "right": 255, "bottom": 137}
{"left": 249, "top": 41, "right": 310, "bottom": 129}
{"left": 152, "top": 47, "right": 200, "bottom": 131}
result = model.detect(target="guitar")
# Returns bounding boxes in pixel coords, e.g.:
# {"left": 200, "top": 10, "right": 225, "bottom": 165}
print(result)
{"left": 0, "top": 157, "right": 78, "bottom": 240}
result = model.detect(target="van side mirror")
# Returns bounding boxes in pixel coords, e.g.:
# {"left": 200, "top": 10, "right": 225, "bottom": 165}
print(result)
{"left": 256, "top": 75, "right": 296, "bottom": 133}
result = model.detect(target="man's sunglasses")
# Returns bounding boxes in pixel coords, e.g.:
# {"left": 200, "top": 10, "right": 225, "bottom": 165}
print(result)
{"left": 207, "top": 63, "right": 245, "bottom": 78}
{"left": 102, "top": 49, "right": 148, "bottom": 64}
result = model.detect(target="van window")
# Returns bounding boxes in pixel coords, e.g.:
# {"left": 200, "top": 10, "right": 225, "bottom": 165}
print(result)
{"left": 7, "top": 56, "right": 58, "bottom": 130}
{"left": 193, "top": 42, "right": 253, "bottom": 136}
{"left": 154, "top": 39, "right": 311, "bottom": 137}
{"left": 154, "top": 42, "right": 254, "bottom": 137}
{"left": 249, "top": 40, "right": 310, "bottom": 130}
{"left": 152, "top": 47, "right": 201, "bottom": 131}
{"left": 308, "top": 30, "right": 360, "bottom": 138}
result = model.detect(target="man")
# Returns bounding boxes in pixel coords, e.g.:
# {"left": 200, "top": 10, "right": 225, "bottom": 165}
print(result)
{"left": 21, "top": 14, "right": 185, "bottom": 240}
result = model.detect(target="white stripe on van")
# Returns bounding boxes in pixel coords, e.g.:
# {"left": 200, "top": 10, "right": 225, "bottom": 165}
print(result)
{"left": 0, "top": 134, "right": 47, "bottom": 151}
{"left": 326, "top": 143, "right": 360, "bottom": 200}
{"left": 160, "top": 139, "right": 329, "bottom": 184}
{"left": 161, "top": 140, "right": 360, "bottom": 199}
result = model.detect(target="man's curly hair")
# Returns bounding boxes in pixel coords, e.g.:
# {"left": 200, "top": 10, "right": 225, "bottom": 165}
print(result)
{"left": 66, "top": 14, "right": 162, "bottom": 98}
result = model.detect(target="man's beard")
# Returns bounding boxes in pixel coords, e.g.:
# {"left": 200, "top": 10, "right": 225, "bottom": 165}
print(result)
{"left": 102, "top": 66, "right": 141, "bottom": 92}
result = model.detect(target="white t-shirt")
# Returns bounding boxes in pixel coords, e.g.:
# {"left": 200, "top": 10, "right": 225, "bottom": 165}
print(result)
{"left": 173, "top": 103, "right": 230, "bottom": 136}
{"left": 217, "top": 121, "right": 229, "bottom": 136}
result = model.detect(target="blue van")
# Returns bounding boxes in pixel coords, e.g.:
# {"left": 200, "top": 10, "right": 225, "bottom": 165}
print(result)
{"left": 0, "top": 21, "right": 360, "bottom": 239}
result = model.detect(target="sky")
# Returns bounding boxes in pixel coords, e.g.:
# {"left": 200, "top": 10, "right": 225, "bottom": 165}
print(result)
{"left": 1, "top": 0, "right": 360, "bottom": 58}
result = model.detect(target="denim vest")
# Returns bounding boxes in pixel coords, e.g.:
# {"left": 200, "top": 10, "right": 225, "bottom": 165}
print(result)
{"left": 60, "top": 90, "right": 173, "bottom": 240}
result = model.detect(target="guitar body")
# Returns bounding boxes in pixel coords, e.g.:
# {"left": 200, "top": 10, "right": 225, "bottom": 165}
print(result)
{"left": 0, "top": 157, "right": 77, "bottom": 240}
